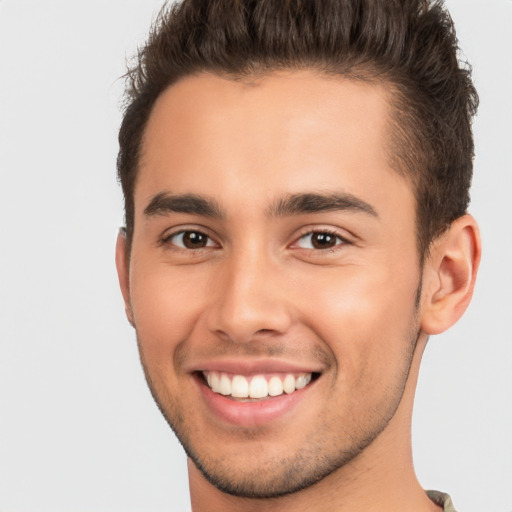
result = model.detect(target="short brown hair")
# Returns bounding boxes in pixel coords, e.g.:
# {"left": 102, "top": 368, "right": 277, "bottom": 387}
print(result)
{"left": 118, "top": 0, "right": 478, "bottom": 258}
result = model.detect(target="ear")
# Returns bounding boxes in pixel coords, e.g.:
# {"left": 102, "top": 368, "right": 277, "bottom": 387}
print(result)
{"left": 420, "top": 214, "right": 481, "bottom": 335}
{"left": 115, "top": 229, "right": 135, "bottom": 327}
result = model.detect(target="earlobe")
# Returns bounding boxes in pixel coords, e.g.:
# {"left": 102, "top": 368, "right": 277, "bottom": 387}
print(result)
{"left": 115, "top": 229, "right": 135, "bottom": 327}
{"left": 420, "top": 214, "right": 481, "bottom": 335}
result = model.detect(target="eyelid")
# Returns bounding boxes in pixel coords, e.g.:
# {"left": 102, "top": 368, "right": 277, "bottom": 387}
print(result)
{"left": 290, "top": 226, "right": 353, "bottom": 250}
{"left": 159, "top": 226, "right": 220, "bottom": 250}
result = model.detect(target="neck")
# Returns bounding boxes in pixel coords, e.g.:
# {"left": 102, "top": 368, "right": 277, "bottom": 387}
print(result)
{"left": 188, "top": 334, "right": 441, "bottom": 512}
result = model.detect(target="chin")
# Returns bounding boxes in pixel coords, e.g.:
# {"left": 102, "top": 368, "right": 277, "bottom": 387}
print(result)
{"left": 177, "top": 422, "right": 384, "bottom": 499}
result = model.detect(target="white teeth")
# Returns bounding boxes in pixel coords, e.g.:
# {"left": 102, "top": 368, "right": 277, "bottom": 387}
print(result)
{"left": 295, "top": 373, "right": 311, "bottom": 389}
{"left": 204, "top": 371, "right": 313, "bottom": 399}
{"left": 268, "top": 376, "right": 283, "bottom": 397}
{"left": 283, "top": 374, "right": 296, "bottom": 394}
{"left": 219, "top": 374, "right": 232, "bottom": 395}
{"left": 249, "top": 375, "right": 268, "bottom": 399}
{"left": 210, "top": 372, "right": 220, "bottom": 392}
{"left": 231, "top": 375, "right": 249, "bottom": 398}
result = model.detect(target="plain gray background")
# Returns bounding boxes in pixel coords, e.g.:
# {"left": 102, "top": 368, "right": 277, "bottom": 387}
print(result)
{"left": 0, "top": 1, "right": 511, "bottom": 511}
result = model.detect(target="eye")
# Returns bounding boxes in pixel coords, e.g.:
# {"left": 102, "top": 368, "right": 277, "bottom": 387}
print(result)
{"left": 165, "top": 230, "right": 216, "bottom": 250}
{"left": 295, "top": 231, "right": 346, "bottom": 250}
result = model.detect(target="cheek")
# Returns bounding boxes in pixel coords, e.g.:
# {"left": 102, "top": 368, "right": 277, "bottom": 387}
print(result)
{"left": 129, "top": 264, "right": 208, "bottom": 358}
{"left": 297, "top": 263, "right": 420, "bottom": 381}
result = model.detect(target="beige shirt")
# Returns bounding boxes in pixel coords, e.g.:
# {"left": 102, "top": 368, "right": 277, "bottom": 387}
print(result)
{"left": 427, "top": 490, "right": 457, "bottom": 512}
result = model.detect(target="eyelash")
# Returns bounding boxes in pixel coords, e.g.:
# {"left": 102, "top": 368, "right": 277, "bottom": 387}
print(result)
{"left": 160, "top": 227, "right": 350, "bottom": 253}
{"left": 291, "top": 228, "right": 351, "bottom": 254}
{"left": 160, "top": 229, "right": 218, "bottom": 251}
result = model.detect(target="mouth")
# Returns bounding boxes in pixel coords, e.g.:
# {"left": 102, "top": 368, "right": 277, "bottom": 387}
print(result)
{"left": 200, "top": 371, "right": 319, "bottom": 401}
{"left": 193, "top": 362, "right": 323, "bottom": 426}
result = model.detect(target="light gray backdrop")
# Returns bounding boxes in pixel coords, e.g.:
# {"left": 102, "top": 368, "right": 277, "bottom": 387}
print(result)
{"left": 0, "top": 1, "right": 511, "bottom": 511}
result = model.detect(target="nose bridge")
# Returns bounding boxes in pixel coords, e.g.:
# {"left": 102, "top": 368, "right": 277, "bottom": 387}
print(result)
{"left": 207, "top": 243, "right": 292, "bottom": 342}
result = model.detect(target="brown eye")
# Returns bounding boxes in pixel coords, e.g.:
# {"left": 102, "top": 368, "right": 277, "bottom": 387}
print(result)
{"left": 311, "top": 233, "right": 337, "bottom": 249}
{"left": 296, "top": 231, "right": 344, "bottom": 250}
{"left": 167, "top": 231, "right": 214, "bottom": 249}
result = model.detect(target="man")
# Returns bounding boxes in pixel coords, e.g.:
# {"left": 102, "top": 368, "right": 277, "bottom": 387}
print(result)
{"left": 115, "top": 1, "right": 481, "bottom": 510}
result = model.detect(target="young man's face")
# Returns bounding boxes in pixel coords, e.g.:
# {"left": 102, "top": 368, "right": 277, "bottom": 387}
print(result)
{"left": 119, "top": 71, "right": 425, "bottom": 497}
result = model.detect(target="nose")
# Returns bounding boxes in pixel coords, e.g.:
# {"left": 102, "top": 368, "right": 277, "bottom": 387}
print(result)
{"left": 206, "top": 250, "right": 293, "bottom": 343}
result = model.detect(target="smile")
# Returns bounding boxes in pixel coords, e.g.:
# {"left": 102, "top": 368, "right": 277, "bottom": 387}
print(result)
{"left": 195, "top": 365, "right": 322, "bottom": 427}
{"left": 202, "top": 371, "right": 313, "bottom": 400}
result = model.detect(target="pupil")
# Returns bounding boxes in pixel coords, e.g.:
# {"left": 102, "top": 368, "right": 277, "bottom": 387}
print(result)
{"left": 312, "top": 233, "right": 335, "bottom": 249}
{"left": 184, "top": 232, "right": 206, "bottom": 248}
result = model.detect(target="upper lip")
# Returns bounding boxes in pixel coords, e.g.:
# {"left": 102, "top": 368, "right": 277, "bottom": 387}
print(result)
{"left": 189, "top": 358, "right": 324, "bottom": 375}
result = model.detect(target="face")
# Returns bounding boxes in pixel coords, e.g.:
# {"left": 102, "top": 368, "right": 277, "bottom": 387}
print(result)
{"left": 120, "top": 71, "right": 423, "bottom": 498}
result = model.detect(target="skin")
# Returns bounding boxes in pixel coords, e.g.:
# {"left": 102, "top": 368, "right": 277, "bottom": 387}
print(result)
{"left": 116, "top": 70, "right": 480, "bottom": 512}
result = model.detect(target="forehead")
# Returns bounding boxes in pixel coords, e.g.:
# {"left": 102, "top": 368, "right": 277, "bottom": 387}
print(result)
{"left": 137, "top": 70, "right": 412, "bottom": 217}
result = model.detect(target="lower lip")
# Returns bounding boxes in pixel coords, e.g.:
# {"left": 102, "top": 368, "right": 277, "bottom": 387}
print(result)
{"left": 195, "top": 374, "right": 315, "bottom": 427}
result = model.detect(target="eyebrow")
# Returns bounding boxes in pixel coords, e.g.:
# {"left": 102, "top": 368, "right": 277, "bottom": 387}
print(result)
{"left": 143, "top": 191, "right": 378, "bottom": 220}
{"left": 268, "top": 192, "right": 378, "bottom": 218}
{"left": 144, "top": 192, "right": 224, "bottom": 218}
